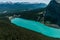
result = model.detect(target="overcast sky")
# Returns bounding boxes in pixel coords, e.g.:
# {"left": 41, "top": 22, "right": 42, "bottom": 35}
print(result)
{"left": 0, "top": 0, "right": 51, "bottom": 4}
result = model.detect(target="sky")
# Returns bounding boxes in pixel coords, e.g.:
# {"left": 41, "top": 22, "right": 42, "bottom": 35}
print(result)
{"left": 0, "top": 0, "right": 51, "bottom": 4}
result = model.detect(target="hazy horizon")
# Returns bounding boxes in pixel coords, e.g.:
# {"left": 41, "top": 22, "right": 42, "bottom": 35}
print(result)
{"left": 0, "top": 0, "right": 51, "bottom": 4}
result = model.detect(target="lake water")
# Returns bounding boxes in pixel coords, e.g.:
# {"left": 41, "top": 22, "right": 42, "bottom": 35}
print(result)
{"left": 11, "top": 18, "right": 60, "bottom": 38}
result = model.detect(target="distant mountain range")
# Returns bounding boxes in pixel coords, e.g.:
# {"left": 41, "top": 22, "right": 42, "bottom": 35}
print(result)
{"left": 0, "top": 2, "right": 47, "bottom": 14}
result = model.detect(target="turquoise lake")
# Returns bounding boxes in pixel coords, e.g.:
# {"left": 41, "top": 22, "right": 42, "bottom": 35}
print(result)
{"left": 11, "top": 18, "right": 60, "bottom": 38}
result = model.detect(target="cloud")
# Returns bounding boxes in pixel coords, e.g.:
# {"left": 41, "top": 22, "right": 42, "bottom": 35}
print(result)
{"left": 0, "top": 0, "right": 51, "bottom": 4}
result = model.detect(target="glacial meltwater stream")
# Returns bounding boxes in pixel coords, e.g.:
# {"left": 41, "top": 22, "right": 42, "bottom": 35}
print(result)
{"left": 11, "top": 18, "right": 60, "bottom": 38}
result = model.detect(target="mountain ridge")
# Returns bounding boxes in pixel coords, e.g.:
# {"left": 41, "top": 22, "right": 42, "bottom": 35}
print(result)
{"left": 0, "top": 2, "right": 47, "bottom": 14}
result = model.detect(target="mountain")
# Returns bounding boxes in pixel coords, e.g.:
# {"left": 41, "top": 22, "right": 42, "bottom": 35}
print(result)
{"left": 45, "top": 0, "right": 60, "bottom": 26}
{"left": 0, "top": 2, "right": 47, "bottom": 14}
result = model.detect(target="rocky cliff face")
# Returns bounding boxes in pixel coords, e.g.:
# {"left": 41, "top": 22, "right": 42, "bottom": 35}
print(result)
{"left": 45, "top": 0, "right": 60, "bottom": 26}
